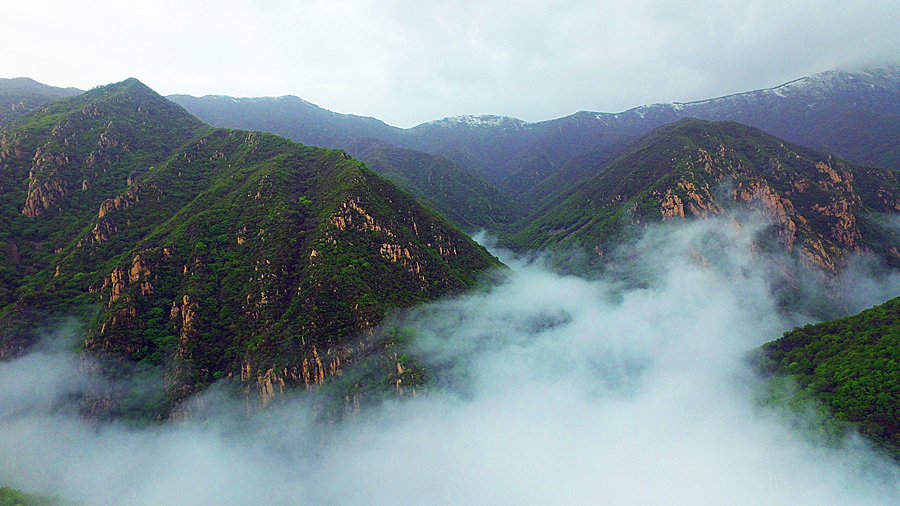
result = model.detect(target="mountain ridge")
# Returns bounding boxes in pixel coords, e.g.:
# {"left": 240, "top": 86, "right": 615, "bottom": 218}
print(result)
{"left": 501, "top": 118, "right": 900, "bottom": 278}
{"left": 0, "top": 78, "right": 502, "bottom": 416}
{"left": 168, "top": 64, "right": 900, "bottom": 213}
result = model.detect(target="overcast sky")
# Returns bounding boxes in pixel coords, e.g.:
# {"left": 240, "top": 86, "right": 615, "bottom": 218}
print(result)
{"left": 5, "top": 0, "right": 900, "bottom": 127}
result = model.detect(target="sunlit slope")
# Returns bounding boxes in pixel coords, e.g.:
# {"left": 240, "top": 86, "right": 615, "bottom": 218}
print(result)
{"left": 0, "top": 79, "right": 501, "bottom": 413}
{"left": 504, "top": 118, "right": 900, "bottom": 273}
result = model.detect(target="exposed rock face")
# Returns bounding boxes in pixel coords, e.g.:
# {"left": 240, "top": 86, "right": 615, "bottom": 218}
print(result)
{"left": 330, "top": 198, "right": 384, "bottom": 233}
{"left": 22, "top": 177, "right": 67, "bottom": 217}
{"left": 511, "top": 119, "right": 900, "bottom": 276}
{"left": 646, "top": 144, "right": 877, "bottom": 271}
{"left": 706, "top": 159, "right": 862, "bottom": 270}
{"left": 736, "top": 180, "right": 799, "bottom": 250}
{"left": 98, "top": 188, "right": 139, "bottom": 218}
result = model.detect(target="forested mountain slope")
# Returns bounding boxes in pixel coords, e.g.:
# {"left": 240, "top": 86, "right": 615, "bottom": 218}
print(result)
{"left": 345, "top": 138, "right": 524, "bottom": 231}
{"left": 759, "top": 296, "right": 900, "bottom": 459}
{"left": 503, "top": 119, "right": 900, "bottom": 275}
{"left": 166, "top": 93, "right": 404, "bottom": 149}
{"left": 0, "top": 77, "right": 81, "bottom": 128}
{"left": 168, "top": 96, "right": 520, "bottom": 232}
{"left": 0, "top": 79, "right": 501, "bottom": 416}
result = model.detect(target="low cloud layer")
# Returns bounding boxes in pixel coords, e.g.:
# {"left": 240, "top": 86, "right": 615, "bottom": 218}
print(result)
{"left": 2, "top": 214, "right": 900, "bottom": 505}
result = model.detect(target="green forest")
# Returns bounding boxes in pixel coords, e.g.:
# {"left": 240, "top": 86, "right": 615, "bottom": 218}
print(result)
{"left": 759, "top": 297, "right": 900, "bottom": 458}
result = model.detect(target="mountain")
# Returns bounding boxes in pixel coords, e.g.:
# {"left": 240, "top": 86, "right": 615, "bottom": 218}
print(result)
{"left": 758, "top": 296, "right": 900, "bottom": 460}
{"left": 1, "top": 77, "right": 205, "bottom": 313}
{"left": 167, "top": 94, "right": 404, "bottom": 149}
{"left": 454, "top": 65, "right": 900, "bottom": 186}
{"left": 168, "top": 95, "right": 519, "bottom": 232}
{"left": 171, "top": 65, "right": 900, "bottom": 207}
{"left": 503, "top": 119, "right": 900, "bottom": 275}
{"left": 656, "top": 66, "right": 900, "bottom": 170}
{"left": 0, "top": 486, "right": 61, "bottom": 506}
{"left": 0, "top": 79, "right": 501, "bottom": 416}
{"left": 0, "top": 77, "right": 82, "bottom": 128}
{"left": 416, "top": 65, "right": 900, "bottom": 194}
{"left": 345, "top": 138, "right": 524, "bottom": 231}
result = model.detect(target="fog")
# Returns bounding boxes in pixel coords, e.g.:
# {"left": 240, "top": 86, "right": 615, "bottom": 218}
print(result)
{"left": 2, "top": 214, "right": 900, "bottom": 505}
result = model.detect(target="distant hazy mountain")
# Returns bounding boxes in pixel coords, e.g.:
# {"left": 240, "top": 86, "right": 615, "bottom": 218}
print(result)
{"left": 653, "top": 66, "right": 900, "bottom": 170}
{"left": 170, "top": 65, "right": 900, "bottom": 214}
{"left": 0, "top": 79, "right": 500, "bottom": 416}
{"left": 408, "top": 65, "right": 900, "bottom": 189}
{"left": 167, "top": 93, "right": 404, "bottom": 148}
{"left": 345, "top": 138, "right": 524, "bottom": 231}
{"left": 0, "top": 77, "right": 81, "bottom": 127}
{"left": 167, "top": 95, "right": 519, "bottom": 232}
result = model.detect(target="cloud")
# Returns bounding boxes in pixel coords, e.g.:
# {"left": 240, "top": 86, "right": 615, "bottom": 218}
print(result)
{"left": 4, "top": 0, "right": 899, "bottom": 127}
{"left": 2, "top": 212, "right": 900, "bottom": 505}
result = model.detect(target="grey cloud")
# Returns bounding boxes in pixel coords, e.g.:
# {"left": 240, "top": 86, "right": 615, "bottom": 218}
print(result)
{"left": 4, "top": 1, "right": 899, "bottom": 126}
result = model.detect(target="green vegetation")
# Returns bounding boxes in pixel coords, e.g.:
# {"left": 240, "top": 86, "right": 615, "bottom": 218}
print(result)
{"left": 501, "top": 119, "right": 900, "bottom": 276}
{"left": 0, "top": 79, "right": 501, "bottom": 418}
{"left": 757, "top": 297, "right": 900, "bottom": 459}
{"left": 0, "top": 78, "right": 207, "bottom": 339}
{"left": 5, "top": 78, "right": 900, "bottom": 434}
{"left": 0, "top": 78, "right": 81, "bottom": 128}
{"left": 349, "top": 138, "right": 523, "bottom": 233}
{"left": 0, "top": 487, "right": 64, "bottom": 506}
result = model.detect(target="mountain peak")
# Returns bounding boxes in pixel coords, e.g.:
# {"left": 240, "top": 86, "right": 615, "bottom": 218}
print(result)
{"left": 84, "top": 77, "right": 159, "bottom": 99}
{"left": 425, "top": 114, "right": 530, "bottom": 130}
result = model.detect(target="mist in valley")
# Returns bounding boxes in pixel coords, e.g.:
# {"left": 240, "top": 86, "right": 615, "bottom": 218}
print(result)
{"left": 3, "top": 212, "right": 900, "bottom": 505}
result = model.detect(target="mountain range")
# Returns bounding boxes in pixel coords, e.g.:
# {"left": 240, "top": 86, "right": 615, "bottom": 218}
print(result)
{"left": 169, "top": 65, "right": 900, "bottom": 209}
{"left": 0, "top": 78, "right": 499, "bottom": 417}
{"left": 2, "top": 67, "right": 900, "bottom": 458}
{"left": 169, "top": 66, "right": 900, "bottom": 274}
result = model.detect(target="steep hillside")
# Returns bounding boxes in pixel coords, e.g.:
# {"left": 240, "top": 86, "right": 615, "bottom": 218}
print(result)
{"left": 758, "top": 296, "right": 900, "bottom": 459}
{"left": 346, "top": 138, "right": 523, "bottom": 232}
{"left": 504, "top": 119, "right": 900, "bottom": 274}
{"left": 0, "top": 78, "right": 207, "bottom": 316}
{"left": 0, "top": 78, "right": 82, "bottom": 128}
{"left": 1, "top": 80, "right": 501, "bottom": 416}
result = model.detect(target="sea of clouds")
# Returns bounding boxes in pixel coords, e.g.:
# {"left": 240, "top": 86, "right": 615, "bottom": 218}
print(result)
{"left": 2, "top": 212, "right": 900, "bottom": 505}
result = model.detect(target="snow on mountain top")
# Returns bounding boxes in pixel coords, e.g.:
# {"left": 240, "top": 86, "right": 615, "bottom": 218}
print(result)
{"left": 427, "top": 114, "right": 530, "bottom": 129}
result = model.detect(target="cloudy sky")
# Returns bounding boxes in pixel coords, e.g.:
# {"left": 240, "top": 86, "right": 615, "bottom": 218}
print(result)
{"left": 5, "top": 0, "right": 900, "bottom": 127}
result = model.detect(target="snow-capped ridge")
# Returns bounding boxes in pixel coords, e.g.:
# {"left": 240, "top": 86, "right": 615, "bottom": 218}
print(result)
{"left": 425, "top": 114, "right": 530, "bottom": 130}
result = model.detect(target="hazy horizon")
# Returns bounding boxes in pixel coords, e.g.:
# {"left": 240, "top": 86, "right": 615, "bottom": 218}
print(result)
{"left": 5, "top": 0, "right": 900, "bottom": 128}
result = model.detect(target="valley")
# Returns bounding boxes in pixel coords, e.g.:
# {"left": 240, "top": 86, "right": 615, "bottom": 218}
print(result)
{"left": 2, "top": 67, "right": 900, "bottom": 504}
